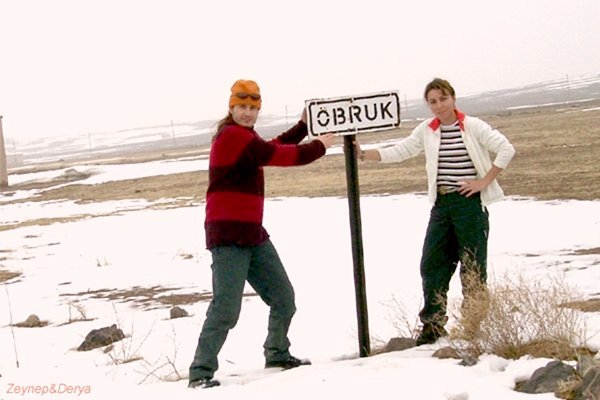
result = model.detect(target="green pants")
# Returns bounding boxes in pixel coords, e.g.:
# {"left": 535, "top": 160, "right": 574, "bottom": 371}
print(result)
{"left": 189, "top": 239, "right": 296, "bottom": 381}
{"left": 418, "top": 192, "right": 489, "bottom": 326}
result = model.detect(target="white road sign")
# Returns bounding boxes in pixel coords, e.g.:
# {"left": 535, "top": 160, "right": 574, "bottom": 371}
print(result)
{"left": 305, "top": 91, "right": 401, "bottom": 136}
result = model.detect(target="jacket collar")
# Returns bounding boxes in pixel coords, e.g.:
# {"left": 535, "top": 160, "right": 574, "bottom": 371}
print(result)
{"left": 428, "top": 109, "right": 466, "bottom": 132}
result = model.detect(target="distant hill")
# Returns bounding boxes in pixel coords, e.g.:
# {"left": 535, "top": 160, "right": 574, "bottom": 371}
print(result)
{"left": 10, "top": 72, "right": 600, "bottom": 166}
{"left": 401, "top": 72, "right": 600, "bottom": 120}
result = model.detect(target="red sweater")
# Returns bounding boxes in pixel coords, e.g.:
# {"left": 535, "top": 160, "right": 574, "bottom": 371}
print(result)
{"left": 204, "top": 121, "right": 326, "bottom": 249}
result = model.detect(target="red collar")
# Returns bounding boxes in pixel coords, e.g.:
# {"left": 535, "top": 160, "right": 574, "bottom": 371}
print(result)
{"left": 428, "top": 109, "right": 466, "bottom": 131}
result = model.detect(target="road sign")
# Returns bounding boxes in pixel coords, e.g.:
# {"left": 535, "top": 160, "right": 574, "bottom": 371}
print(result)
{"left": 305, "top": 91, "right": 400, "bottom": 136}
{"left": 305, "top": 90, "right": 402, "bottom": 357}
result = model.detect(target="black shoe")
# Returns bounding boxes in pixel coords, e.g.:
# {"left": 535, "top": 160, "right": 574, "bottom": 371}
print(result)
{"left": 416, "top": 323, "right": 448, "bottom": 346}
{"left": 188, "top": 378, "right": 221, "bottom": 389}
{"left": 265, "top": 355, "right": 311, "bottom": 370}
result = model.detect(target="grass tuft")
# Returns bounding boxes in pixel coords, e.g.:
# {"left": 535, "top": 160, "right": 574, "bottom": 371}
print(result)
{"left": 448, "top": 270, "right": 590, "bottom": 360}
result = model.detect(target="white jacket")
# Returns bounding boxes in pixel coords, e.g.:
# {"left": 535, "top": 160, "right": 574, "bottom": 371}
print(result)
{"left": 378, "top": 111, "right": 515, "bottom": 206}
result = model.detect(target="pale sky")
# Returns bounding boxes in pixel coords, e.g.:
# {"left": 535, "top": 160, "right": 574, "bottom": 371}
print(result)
{"left": 1, "top": 0, "right": 599, "bottom": 140}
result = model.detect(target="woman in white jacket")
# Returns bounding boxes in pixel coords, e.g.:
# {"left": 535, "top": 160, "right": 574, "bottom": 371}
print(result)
{"left": 357, "top": 78, "right": 515, "bottom": 345}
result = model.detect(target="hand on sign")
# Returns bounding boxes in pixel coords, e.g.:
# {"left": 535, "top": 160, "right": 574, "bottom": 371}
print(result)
{"left": 315, "top": 133, "right": 335, "bottom": 149}
{"left": 301, "top": 108, "right": 308, "bottom": 124}
{"left": 353, "top": 140, "right": 363, "bottom": 160}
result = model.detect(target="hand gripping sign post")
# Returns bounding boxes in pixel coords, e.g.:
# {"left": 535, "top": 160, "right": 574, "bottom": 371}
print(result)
{"left": 305, "top": 91, "right": 401, "bottom": 357}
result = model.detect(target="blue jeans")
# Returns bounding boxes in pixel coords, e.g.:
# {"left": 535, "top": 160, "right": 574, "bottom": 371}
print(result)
{"left": 189, "top": 239, "right": 296, "bottom": 381}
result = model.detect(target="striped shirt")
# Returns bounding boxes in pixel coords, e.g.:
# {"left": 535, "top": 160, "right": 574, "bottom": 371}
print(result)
{"left": 437, "top": 122, "right": 477, "bottom": 190}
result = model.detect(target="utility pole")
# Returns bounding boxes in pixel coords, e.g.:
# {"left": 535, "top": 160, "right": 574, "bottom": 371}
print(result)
{"left": 171, "top": 120, "right": 176, "bottom": 146}
{"left": 566, "top": 74, "right": 571, "bottom": 104}
{"left": 0, "top": 115, "right": 8, "bottom": 189}
{"left": 285, "top": 105, "right": 289, "bottom": 129}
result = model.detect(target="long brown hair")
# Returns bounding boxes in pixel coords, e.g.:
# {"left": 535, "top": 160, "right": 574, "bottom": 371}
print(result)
{"left": 212, "top": 113, "right": 235, "bottom": 142}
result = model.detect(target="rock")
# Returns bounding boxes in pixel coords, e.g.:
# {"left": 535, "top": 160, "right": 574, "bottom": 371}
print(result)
{"left": 21, "top": 314, "right": 43, "bottom": 327}
{"left": 516, "top": 360, "right": 577, "bottom": 394}
{"left": 459, "top": 355, "right": 479, "bottom": 367}
{"left": 433, "top": 346, "right": 460, "bottom": 359}
{"left": 62, "top": 168, "right": 87, "bottom": 179}
{"left": 170, "top": 306, "right": 189, "bottom": 319}
{"left": 382, "top": 337, "right": 416, "bottom": 353}
{"left": 446, "top": 392, "right": 469, "bottom": 400}
{"left": 77, "top": 324, "right": 125, "bottom": 351}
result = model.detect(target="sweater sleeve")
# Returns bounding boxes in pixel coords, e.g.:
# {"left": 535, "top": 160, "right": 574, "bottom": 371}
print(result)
{"left": 471, "top": 118, "right": 516, "bottom": 169}
{"left": 217, "top": 125, "right": 325, "bottom": 168}
{"left": 251, "top": 136, "right": 326, "bottom": 167}
{"left": 379, "top": 120, "right": 427, "bottom": 163}
{"left": 270, "top": 120, "right": 309, "bottom": 145}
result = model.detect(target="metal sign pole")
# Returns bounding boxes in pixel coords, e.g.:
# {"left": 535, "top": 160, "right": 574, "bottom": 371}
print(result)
{"left": 305, "top": 90, "right": 400, "bottom": 358}
{"left": 343, "top": 134, "right": 370, "bottom": 357}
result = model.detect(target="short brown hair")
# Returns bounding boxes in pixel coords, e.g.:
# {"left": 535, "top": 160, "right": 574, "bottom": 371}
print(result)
{"left": 424, "top": 78, "right": 456, "bottom": 101}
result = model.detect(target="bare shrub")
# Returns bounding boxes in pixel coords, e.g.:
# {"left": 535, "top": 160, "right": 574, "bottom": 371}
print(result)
{"left": 382, "top": 294, "right": 421, "bottom": 340}
{"left": 448, "top": 269, "right": 588, "bottom": 360}
{"left": 369, "top": 295, "right": 422, "bottom": 354}
{"left": 106, "top": 306, "right": 153, "bottom": 366}
{"left": 136, "top": 324, "right": 184, "bottom": 384}
{"left": 68, "top": 301, "right": 91, "bottom": 321}
{"left": 4, "top": 283, "right": 20, "bottom": 367}
{"left": 96, "top": 257, "right": 110, "bottom": 267}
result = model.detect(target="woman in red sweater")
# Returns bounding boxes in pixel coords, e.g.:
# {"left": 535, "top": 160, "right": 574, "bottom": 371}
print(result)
{"left": 189, "top": 79, "right": 335, "bottom": 389}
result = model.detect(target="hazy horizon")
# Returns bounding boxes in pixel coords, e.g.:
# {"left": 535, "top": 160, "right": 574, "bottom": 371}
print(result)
{"left": 1, "top": 0, "right": 599, "bottom": 140}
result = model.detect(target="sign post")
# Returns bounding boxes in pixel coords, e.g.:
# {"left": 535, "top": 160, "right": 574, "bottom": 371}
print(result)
{"left": 343, "top": 133, "right": 370, "bottom": 357}
{"left": 305, "top": 91, "right": 400, "bottom": 357}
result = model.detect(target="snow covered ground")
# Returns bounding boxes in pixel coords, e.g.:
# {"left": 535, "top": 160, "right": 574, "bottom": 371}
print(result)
{"left": 1, "top": 157, "right": 599, "bottom": 400}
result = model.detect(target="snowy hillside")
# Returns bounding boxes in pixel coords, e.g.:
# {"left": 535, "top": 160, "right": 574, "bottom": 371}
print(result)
{"left": 1, "top": 157, "right": 600, "bottom": 399}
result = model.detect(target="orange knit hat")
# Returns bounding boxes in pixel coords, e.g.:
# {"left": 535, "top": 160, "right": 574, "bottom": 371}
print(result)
{"left": 229, "top": 79, "right": 262, "bottom": 109}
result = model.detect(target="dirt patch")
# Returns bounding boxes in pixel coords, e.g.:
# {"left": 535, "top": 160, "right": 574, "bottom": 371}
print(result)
{"left": 0, "top": 248, "right": 13, "bottom": 262}
{"left": 0, "top": 269, "right": 22, "bottom": 283}
{"left": 60, "top": 285, "right": 259, "bottom": 309}
{"left": 0, "top": 215, "right": 98, "bottom": 232}
{"left": 55, "top": 318, "right": 97, "bottom": 327}
{"left": 0, "top": 99, "right": 600, "bottom": 238}
{"left": 264, "top": 100, "right": 600, "bottom": 201}
{"left": 0, "top": 200, "right": 194, "bottom": 232}
{"left": 568, "top": 247, "right": 600, "bottom": 256}
{"left": 10, "top": 168, "right": 97, "bottom": 191}
{"left": 1, "top": 100, "right": 599, "bottom": 222}
{"left": 561, "top": 299, "right": 600, "bottom": 313}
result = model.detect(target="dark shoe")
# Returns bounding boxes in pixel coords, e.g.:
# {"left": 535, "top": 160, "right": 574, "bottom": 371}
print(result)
{"left": 416, "top": 323, "right": 448, "bottom": 346}
{"left": 265, "top": 355, "right": 311, "bottom": 370}
{"left": 188, "top": 378, "right": 221, "bottom": 389}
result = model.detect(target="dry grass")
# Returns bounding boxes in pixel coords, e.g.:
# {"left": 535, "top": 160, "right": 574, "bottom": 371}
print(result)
{"left": 449, "top": 271, "right": 589, "bottom": 360}
{"left": 569, "top": 247, "right": 600, "bottom": 256}
{"left": 268, "top": 100, "right": 600, "bottom": 201}
{"left": 562, "top": 299, "right": 600, "bottom": 313}
{"left": 3, "top": 100, "right": 599, "bottom": 208}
